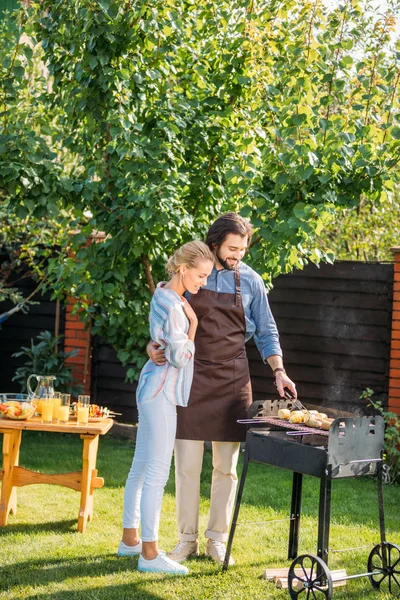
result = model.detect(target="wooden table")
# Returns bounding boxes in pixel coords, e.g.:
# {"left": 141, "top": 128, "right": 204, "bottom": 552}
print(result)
{"left": 0, "top": 416, "right": 113, "bottom": 533}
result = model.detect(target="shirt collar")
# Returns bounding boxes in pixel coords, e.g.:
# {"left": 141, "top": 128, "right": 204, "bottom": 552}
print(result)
{"left": 156, "top": 281, "right": 184, "bottom": 303}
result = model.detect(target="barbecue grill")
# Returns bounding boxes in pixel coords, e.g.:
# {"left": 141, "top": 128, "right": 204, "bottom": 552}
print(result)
{"left": 222, "top": 401, "right": 400, "bottom": 599}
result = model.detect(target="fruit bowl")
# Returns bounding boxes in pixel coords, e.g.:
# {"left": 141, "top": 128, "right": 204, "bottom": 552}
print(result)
{"left": 0, "top": 400, "right": 36, "bottom": 420}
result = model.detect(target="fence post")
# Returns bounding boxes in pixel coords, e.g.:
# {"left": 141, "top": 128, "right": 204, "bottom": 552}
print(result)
{"left": 389, "top": 246, "right": 400, "bottom": 417}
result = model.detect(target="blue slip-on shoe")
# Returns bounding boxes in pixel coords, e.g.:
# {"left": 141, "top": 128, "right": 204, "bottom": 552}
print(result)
{"left": 138, "top": 552, "right": 189, "bottom": 575}
{"left": 117, "top": 540, "right": 142, "bottom": 556}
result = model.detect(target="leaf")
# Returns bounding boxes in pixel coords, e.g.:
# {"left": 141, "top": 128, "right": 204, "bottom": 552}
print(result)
{"left": 391, "top": 127, "right": 400, "bottom": 140}
{"left": 16, "top": 205, "right": 29, "bottom": 218}
{"left": 276, "top": 172, "right": 289, "bottom": 185}
{"left": 14, "top": 66, "right": 25, "bottom": 78}
{"left": 293, "top": 202, "right": 306, "bottom": 218}
{"left": 308, "top": 152, "right": 319, "bottom": 167}
{"left": 97, "top": 0, "right": 109, "bottom": 11}
{"left": 291, "top": 113, "right": 307, "bottom": 126}
{"left": 297, "top": 165, "right": 313, "bottom": 180}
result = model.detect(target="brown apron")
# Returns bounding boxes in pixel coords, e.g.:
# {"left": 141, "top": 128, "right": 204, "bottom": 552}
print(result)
{"left": 176, "top": 268, "right": 252, "bottom": 442}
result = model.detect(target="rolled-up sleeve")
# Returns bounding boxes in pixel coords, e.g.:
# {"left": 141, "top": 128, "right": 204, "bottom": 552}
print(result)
{"left": 251, "top": 275, "right": 282, "bottom": 361}
{"left": 163, "top": 306, "right": 195, "bottom": 369}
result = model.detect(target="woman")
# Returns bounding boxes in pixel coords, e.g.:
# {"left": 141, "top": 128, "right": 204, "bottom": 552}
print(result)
{"left": 117, "top": 241, "right": 214, "bottom": 575}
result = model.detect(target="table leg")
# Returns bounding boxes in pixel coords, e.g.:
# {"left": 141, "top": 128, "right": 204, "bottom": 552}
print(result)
{"left": 0, "top": 429, "right": 22, "bottom": 525}
{"left": 78, "top": 434, "right": 100, "bottom": 533}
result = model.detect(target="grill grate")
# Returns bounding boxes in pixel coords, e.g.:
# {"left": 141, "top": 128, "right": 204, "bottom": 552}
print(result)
{"left": 251, "top": 416, "right": 330, "bottom": 436}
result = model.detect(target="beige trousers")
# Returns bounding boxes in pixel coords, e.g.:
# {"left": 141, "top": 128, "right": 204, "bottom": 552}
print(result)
{"left": 174, "top": 439, "right": 241, "bottom": 542}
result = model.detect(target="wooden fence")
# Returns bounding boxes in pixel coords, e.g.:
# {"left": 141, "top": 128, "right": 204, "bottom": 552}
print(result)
{"left": 249, "top": 261, "right": 393, "bottom": 414}
{"left": 0, "top": 260, "right": 393, "bottom": 421}
{"left": 91, "top": 338, "right": 138, "bottom": 422}
{"left": 0, "top": 278, "right": 65, "bottom": 392}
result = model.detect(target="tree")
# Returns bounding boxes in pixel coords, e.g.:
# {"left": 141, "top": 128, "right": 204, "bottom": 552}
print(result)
{"left": 0, "top": 10, "right": 75, "bottom": 311}
{"left": 316, "top": 186, "right": 400, "bottom": 261}
{"left": 2, "top": 0, "right": 400, "bottom": 377}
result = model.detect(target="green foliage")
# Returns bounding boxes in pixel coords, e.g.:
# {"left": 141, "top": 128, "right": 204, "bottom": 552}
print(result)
{"left": 363, "top": 388, "right": 400, "bottom": 485}
{"left": 0, "top": 204, "right": 55, "bottom": 310}
{"left": 12, "top": 330, "right": 84, "bottom": 397}
{"left": 0, "top": 10, "right": 74, "bottom": 311}
{"left": 316, "top": 187, "right": 400, "bottom": 261}
{"left": 1, "top": 1, "right": 400, "bottom": 377}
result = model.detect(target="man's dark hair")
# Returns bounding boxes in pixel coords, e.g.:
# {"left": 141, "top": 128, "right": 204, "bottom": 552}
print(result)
{"left": 206, "top": 213, "right": 253, "bottom": 250}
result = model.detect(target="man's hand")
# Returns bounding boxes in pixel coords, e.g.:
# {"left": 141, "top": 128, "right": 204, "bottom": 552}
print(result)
{"left": 275, "top": 370, "right": 297, "bottom": 399}
{"left": 146, "top": 340, "right": 166, "bottom": 366}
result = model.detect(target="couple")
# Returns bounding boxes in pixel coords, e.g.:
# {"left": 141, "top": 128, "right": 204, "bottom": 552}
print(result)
{"left": 117, "top": 213, "right": 296, "bottom": 575}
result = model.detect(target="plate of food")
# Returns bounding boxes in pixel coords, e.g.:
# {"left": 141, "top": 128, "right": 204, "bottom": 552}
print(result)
{"left": 70, "top": 403, "right": 120, "bottom": 421}
{"left": 0, "top": 400, "right": 36, "bottom": 420}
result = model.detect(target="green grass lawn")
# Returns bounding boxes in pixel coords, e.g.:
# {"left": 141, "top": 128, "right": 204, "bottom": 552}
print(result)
{"left": 0, "top": 431, "right": 399, "bottom": 599}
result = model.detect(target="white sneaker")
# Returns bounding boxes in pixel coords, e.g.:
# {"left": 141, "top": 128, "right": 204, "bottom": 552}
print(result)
{"left": 138, "top": 552, "right": 189, "bottom": 575}
{"left": 168, "top": 540, "right": 199, "bottom": 563}
{"left": 117, "top": 540, "right": 142, "bottom": 556}
{"left": 205, "top": 540, "right": 234, "bottom": 565}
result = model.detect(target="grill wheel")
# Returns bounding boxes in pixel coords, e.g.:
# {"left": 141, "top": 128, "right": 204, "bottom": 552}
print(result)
{"left": 368, "top": 542, "right": 400, "bottom": 595}
{"left": 288, "top": 554, "right": 333, "bottom": 599}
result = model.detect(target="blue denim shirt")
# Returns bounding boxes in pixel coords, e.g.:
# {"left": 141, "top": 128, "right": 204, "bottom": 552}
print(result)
{"left": 187, "top": 261, "right": 282, "bottom": 361}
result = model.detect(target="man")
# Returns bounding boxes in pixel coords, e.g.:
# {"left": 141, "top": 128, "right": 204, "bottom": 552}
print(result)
{"left": 148, "top": 212, "right": 296, "bottom": 565}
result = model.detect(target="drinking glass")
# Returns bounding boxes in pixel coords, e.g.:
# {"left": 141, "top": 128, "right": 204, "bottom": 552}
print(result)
{"left": 41, "top": 394, "right": 54, "bottom": 425}
{"left": 77, "top": 395, "right": 90, "bottom": 426}
{"left": 52, "top": 391, "right": 61, "bottom": 423}
{"left": 58, "top": 394, "right": 71, "bottom": 424}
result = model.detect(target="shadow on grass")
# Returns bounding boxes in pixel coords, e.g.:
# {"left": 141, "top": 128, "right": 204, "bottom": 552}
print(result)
{"left": 0, "top": 519, "right": 77, "bottom": 536}
{"left": 28, "top": 587, "right": 162, "bottom": 600}
{"left": 27, "top": 586, "right": 164, "bottom": 600}
{"left": 0, "top": 554, "right": 219, "bottom": 600}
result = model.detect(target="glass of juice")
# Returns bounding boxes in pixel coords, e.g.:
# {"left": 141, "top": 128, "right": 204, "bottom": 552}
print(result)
{"left": 77, "top": 395, "right": 90, "bottom": 426}
{"left": 52, "top": 392, "right": 61, "bottom": 423}
{"left": 58, "top": 394, "right": 71, "bottom": 424}
{"left": 32, "top": 397, "right": 42, "bottom": 416}
{"left": 41, "top": 394, "right": 54, "bottom": 425}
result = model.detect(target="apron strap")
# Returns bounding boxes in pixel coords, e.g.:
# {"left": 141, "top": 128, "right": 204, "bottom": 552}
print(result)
{"left": 234, "top": 267, "right": 242, "bottom": 308}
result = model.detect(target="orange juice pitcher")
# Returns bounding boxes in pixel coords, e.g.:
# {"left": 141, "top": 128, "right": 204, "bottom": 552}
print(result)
{"left": 27, "top": 374, "right": 56, "bottom": 415}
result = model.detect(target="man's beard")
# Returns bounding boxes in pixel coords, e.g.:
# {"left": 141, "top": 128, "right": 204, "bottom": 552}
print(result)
{"left": 216, "top": 250, "right": 237, "bottom": 271}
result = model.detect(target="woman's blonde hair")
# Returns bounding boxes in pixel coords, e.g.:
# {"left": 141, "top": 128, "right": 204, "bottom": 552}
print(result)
{"left": 166, "top": 240, "right": 214, "bottom": 275}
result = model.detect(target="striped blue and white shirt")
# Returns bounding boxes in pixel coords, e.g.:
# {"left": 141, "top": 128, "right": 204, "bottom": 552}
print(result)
{"left": 136, "top": 283, "right": 194, "bottom": 407}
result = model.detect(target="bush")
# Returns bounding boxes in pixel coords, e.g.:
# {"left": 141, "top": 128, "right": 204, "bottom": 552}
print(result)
{"left": 361, "top": 388, "right": 400, "bottom": 485}
{"left": 12, "top": 330, "right": 84, "bottom": 398}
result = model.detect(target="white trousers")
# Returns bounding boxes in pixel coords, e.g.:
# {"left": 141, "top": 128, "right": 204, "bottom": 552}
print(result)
{"left": 174, "top": 439, "right": 241, "bottom": 542}
{"left": 122, "top": 390, "right": 177, "bottom": 542}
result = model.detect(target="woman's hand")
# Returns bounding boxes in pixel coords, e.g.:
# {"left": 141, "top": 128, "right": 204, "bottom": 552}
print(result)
{"left": 146, "top": 340, "right": 166, "bottom": 366}
{"left": 182, "top": 298, "right": 198, "bottom": 326}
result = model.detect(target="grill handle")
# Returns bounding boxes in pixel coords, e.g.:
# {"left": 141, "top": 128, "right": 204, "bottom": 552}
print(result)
{"left": 348, "top": 458, "right": 382, "bottom": 465}
{"left": 331, "top": 457, "right": 383, "bottom": 469}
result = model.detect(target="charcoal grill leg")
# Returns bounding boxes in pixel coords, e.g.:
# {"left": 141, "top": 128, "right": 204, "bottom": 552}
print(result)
{"left": 317, "top": 465, "right": 332, "bottom": 569}
{"left": 288, "top": 471, "right": 303, "bottom": 559}
{"left": 377, "top": 460, "right": 387, "bottom": 547}
{"left": 223, "top": 449, "right": 250, "bottom": 571}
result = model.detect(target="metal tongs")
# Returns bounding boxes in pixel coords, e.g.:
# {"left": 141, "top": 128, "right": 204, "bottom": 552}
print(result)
{"left": 275, "top": 384, "right": 311, "bottom": 416}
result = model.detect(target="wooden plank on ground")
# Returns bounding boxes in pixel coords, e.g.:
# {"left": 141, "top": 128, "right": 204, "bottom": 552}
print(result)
{"left": 262, "top": 567, "right": 347, "bottom": 589}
